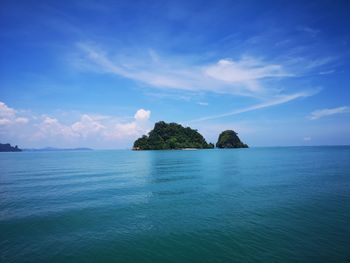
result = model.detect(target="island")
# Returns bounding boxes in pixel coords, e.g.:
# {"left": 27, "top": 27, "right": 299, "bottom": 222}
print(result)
{"left": 0, "top": 143, "right": 22, "bottom": 152}
{"left": 216, "top": 130, "right": 248, "bottom": 148}
{"left": 133, "top": 121, "right": 214, "bottom": 150}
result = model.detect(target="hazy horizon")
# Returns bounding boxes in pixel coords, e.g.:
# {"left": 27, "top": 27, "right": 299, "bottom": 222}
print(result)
{"left": 6, "top": 144, "right": 350, "bottom": 151}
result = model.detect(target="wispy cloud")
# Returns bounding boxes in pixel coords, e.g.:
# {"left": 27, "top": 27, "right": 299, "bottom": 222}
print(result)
{"left": 75, "top": 43, "right": 294, "bottom": 98}
{"left": 297, "top": 26, "right": 320, "bottom": 37}
{"left": 281, "top": 54, "right": 337, "bottom": 73}
{"left": 204, "top": 58, "right": 291, "bottom": 93}
{"left": 191, "top": 89, "right": 319, "bottom": 122}
{"left": 72, "top": 43, "right": 329, "bottom": 123}
{"left": 319, "top": 69, "right": 335, "bottom": 75}
{"left": 304, "top": 57, "right": 337, "bottom": 70}
{"left": 308, "top": 106, "right": 349, "bottom": 120}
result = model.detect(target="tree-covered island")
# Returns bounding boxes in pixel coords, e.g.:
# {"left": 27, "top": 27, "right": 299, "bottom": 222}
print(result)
{"left": 133, "top": 121, "right": 214, "bottom": 150}
{"left": 216, "top": 130, "right": 248, "bottom": 148}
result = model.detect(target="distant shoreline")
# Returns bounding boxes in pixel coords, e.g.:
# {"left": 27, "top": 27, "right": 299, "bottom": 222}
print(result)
{"left": 1, "top": 145, "right": 349, "bottom": 153}
{"left": 22, "top": 147, "right": 93, "bottom": 152}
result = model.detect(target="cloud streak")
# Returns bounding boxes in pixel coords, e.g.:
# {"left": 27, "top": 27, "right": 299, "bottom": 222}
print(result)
{"left": 190, "top": 90, "right": 319, "bottom": 122}
{"left": 74, "top": 43, "right": 325, "bottom": 121}
{"left": 309, "top": 106, "right": 349, "bottom": 120}
{"left": 76, "top": 43, "right": 293, "bottom": 98}
{"left": 204, "top": 58, "right": 291, "bottom": 92}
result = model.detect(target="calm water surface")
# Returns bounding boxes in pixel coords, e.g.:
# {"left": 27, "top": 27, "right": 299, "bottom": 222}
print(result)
{"left": 1, "top": 147, "right": 350, "bottom": 262}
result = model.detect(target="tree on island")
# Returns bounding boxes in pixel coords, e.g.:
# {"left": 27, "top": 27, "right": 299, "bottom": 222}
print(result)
{"left": 133, "top": 121, "right": 214, "bottom": 150}
{"left": 216, "top": 130, "right": 248, "bottom": 148}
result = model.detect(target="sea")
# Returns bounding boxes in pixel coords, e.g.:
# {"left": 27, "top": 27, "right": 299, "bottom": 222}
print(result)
{"left": 1, "top": 147, "right": 350, "bottom": 262}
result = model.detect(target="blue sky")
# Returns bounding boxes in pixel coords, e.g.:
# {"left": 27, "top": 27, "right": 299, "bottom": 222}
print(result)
{"left": 0, "top": 0, "right": 349, "bottom": 148}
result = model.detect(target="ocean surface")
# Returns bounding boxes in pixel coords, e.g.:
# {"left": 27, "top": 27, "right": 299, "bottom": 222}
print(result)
{"left": 1, "top": 147, "right": 350, "bottom": 262}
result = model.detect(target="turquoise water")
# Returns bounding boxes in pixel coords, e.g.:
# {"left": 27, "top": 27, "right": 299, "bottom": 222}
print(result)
{"left": 1, "top": 147, "right": 350, "bottom": 262}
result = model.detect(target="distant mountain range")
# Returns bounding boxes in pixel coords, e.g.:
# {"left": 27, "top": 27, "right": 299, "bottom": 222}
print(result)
{"left": 23, "top": 147, "right": 93, "bottom": 152}
{"left": 0, "top": 143, "right": 22, "bottom": 152}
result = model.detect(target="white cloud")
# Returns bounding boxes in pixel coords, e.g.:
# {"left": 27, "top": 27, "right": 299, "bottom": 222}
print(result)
{"left": 36, "top": 116, "right": 78, "bottom": 139}
{"left": 0, "top": 101, "right": 152, "bottom": 148}
{"left": 104, "top": 109, "right": 151, "bottom": 140}
{"left": 15, "top": 117, "right": 29, "bottom": 124}
{"left": 71, "top": 114, "right": 106, "bottom": 137}
{"left": 104, "top": 122, "right": 139, "bottom": 140}
{"left": 35, "top": 110, "right": 151, "bottom": 142}
{"left": 204, "top": 58, "right": 290, "bottom": 92}
{"left": 0, "top": 102, "right": 16, "bottom": 119}
{"left": 0, "top": 102, "right": 29, "bottom": 126}
{"left": 0, "top": 118, "right": 11, "bottom": 125}
{"left": 309, "top": 106, "right": 349, "bottom": 120}
{"left": 76, "top": 43, "right": 294, "bottom": 97}
{"left": 191, "top": 90, "right": 319, "bottom": 122}
{"left": 115, "top": 122, "right": 138, "bottom": 136}
{"left": 134, "top": 109, "right": 151, "bottom": 121}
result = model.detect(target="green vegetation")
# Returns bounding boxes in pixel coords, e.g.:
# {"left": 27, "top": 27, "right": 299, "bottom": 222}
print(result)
{"left": 216, "top": 130, "right": 248, "bottom": 148}
{"left": 133, "top": 121, "right": 214, "bottom": 150}
{"left": 0, "top": 143, "right": 22, "bottom": 152}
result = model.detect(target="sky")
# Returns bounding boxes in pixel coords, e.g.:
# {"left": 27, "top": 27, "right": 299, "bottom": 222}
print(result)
{"left": 0, "top": 0, "right": 350, "bottom": 149}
